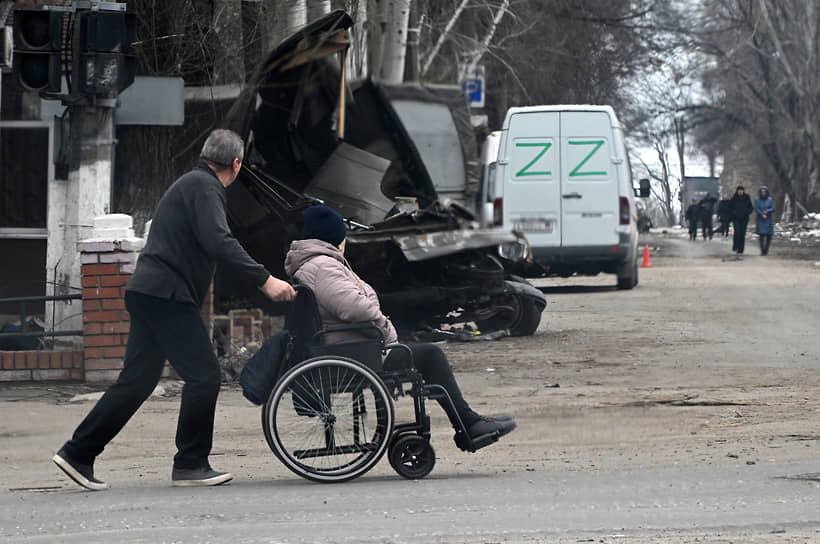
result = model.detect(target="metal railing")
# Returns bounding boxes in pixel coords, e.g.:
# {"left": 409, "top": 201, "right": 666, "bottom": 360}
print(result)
{"left": 0, "top": 294, "right": 83, "bottom": 340}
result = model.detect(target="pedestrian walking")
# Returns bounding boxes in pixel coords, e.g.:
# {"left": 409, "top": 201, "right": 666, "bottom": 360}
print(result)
{"left": 53, "top": 129, "right": 296, "bottom": 491}
{"left": 729, "top": 185, "right": 754, "bottom": 255}
{"left": 755, "top": 186, "right": 775, "bottom": 255}
{"left": 699, "top": 193, "right": 717, "bottom": 240}
{"left": 717, "top": 193, "right": 732, "bottom": 237}
{"left": 685, "top": 198, "right": 700, "bottom": 241}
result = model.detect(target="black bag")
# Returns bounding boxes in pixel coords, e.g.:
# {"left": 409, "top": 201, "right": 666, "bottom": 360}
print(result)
{"left": 239, "top": 330, "right": 289, "bottom": 405}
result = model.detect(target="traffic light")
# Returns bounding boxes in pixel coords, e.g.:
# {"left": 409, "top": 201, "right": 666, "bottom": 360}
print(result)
{"left": 12, "top": 9, "right": 65, "bottom": 92}
{"left": 75, "top": 10, "right": 137, "bottom": 97}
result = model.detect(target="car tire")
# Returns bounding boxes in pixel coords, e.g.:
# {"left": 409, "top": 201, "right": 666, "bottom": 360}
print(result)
{"left": 616, "top": 256, "right": 638, "bottom": 290}
{"left": 477, "top": 278, "right": 544, "bottom": 336}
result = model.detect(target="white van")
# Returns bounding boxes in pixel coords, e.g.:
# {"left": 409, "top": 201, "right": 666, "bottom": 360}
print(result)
{"left": 478, "top": 130, "right": 502, "bottom": 226}
{"left": 486, "top": 105, "right": 647, "bottom": 289}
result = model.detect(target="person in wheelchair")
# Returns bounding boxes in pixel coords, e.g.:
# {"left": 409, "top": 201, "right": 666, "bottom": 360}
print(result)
{"left": 284, "top": 206, "right": 516, "bottom": 447}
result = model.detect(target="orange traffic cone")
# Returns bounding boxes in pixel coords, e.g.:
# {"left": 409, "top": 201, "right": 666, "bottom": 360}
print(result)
{"left": 640, "top": 244, "right": 652, "bottom": 268}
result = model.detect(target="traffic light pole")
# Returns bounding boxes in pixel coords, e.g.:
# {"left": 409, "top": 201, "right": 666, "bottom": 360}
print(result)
{"left": 12, "top": 1, "right": 135, "bottom": 336}
{"left": 47, "top": 101, "right": 116, "bottom": 337}
{"left": 41, "top": 1, "right": 131, "bottom": 337}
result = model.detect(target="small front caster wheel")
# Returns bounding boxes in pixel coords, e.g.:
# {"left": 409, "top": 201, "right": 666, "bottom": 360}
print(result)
{"left": 389, "top": 435, "right": 435, "bottom": 480}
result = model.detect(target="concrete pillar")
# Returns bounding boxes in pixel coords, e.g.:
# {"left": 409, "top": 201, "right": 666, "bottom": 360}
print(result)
{"left": 47, "top": 105, "right": 116, "bottom": 337}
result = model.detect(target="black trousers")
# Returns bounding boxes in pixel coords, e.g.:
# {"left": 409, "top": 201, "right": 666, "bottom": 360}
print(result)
{"left": 732, "top": 217, "right": 749, "bottom": 253}
{"left": 688, "top": 223, "right": 698, "bottom": 240}
{"left": 701, "top": 216, "right": 713, "bottom": 239}
{"left": 759, "top": 234, "right": 772, "bottom": 255}
{"left": 719, "top": 217, "right": 731, "bottom": 236}
{"left": 384, "top": 343, "right": 477, "bottom": 427}
{"left": 62, "top": 291, "right": 221, "bottom": 470}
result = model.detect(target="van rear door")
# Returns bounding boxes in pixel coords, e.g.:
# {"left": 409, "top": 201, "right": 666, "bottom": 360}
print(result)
{"left": 560, "top": 111, "right": 619, "bottom": 247}
{"left": 501, "top": 111, "right": 561, "bottom": 249}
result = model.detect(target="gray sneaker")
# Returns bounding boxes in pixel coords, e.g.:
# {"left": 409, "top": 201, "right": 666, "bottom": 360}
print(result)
{"left": 171, "top": 466, "right": 233, "bottom": 487}
{"left": 53, "top": 448, "right": 109, "bottom": 491}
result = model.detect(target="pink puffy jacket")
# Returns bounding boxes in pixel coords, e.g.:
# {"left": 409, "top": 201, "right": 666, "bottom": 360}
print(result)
{"left": 284, "top": 239, "right": 398, "bottom": 346}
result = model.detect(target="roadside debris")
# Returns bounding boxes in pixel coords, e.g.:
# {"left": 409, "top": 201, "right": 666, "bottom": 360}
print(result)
{"left": 776, "top": 213, "right": 820, "bottom": 240}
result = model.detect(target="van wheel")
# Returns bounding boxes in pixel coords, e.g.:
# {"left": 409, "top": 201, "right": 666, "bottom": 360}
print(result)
{"left": 616, "top": 258, "right": 638, "bottom": 290}
{"left": 477, "top": 292, "right": 543, "bottom": 336}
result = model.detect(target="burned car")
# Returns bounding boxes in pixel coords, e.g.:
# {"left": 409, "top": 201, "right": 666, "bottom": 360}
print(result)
{"left": 223, "top": 10, "right": 546, "bottom": 338}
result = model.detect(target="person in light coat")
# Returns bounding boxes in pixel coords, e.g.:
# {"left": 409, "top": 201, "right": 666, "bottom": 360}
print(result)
{"left": 755, "top": 186, "right": 775, "bottom": 256}
{"left": 284, "top": 206, "right": 516, "bottom": 448}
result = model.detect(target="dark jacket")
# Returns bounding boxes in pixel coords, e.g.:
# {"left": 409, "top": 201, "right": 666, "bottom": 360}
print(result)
{"left": 717, "top": 198, "right": 731, "bottom": 219}
{"left": 729, "top": 193, "right": 753, "bottom": 221}
{"left": 127, "top": 162, "right": 270, "bottom": 306}
{"left": 685, "top": 204, "right": 700, "bottom": 225}
{"left": 699, "top": 194, "right": 717, "bottom": 215}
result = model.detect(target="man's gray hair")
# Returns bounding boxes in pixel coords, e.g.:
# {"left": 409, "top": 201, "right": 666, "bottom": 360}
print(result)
{"left": 200, "top": 129, "right": 244, "bottom": 167}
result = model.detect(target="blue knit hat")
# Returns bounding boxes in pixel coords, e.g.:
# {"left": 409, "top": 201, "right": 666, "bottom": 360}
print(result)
{"left": 301, "top": 206, "right": 346, "bottom": 246}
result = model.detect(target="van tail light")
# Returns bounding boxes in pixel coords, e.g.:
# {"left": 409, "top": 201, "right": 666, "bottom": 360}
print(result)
{"left": 619, "top": 197, "right": 630, "bottom": 225}
{"left": 493, "top": 198, "right": 503, "bottom": 226}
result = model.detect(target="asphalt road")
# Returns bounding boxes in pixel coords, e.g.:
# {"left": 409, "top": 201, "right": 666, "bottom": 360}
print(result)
{"left": 2, "top": 462, "right": 820, "bottom": 543}
{"left": 1, "top": 230, "right": 820, "bottom": 543}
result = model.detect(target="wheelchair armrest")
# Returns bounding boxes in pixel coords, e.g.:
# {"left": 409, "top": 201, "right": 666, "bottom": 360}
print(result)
{"left": 384, "top": 343, "right": 414, "bottom": 369}
{"left": 312, "top": 321, "right": 385, "bottom": 344}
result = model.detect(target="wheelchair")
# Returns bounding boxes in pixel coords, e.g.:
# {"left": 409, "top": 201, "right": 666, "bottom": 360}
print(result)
{"left": 261, "top": 285, "right": 500, "bottom": 483}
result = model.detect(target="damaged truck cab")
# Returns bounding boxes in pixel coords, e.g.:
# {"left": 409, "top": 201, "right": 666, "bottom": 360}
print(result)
{"left": 224, "top": 10, "right": 546, "bottom": 338}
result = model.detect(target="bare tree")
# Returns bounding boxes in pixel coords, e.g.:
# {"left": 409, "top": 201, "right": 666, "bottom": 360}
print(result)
{"left": 274, "top": 0, "right": 307, "bottom": 45}
{"left": 212, "top": 0, "right": 244, "bottom": 84}
{"left": 369, "top": 0, "right": 411, "bottom": 83}
{"left": 636, "top": 139, "right": 677, "bottom": 227}
{"left": 693, "top": 0, "right": 820, "bottom": 217}
{"left": 345, "top": 0, "right": 369, "bottom": 78}
{"left": 307, "top": 0, "right": 331, "bottom": 20}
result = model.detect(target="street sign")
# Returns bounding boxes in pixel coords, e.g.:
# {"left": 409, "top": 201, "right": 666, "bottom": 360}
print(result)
{"left": 40, "top": 76, "right": 185, "bottom": 125}
{"left": 460, "top": 65, "right": 485, "bottom": 108}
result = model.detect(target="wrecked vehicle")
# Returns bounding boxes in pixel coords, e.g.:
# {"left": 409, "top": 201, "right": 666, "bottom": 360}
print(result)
{"left": 223, "top": 10, "right": 546, "bottom": 338}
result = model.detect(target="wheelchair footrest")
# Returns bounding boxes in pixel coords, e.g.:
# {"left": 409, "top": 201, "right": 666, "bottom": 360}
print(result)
{"left": 454, "top": 429, "right": 499, "bottom": 452}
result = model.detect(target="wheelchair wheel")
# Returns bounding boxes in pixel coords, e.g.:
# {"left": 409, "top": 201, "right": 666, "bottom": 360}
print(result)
{"left": 388, "top": 435, "right": 436, "bottom": 480}
{"left": 263, "top": 356, "right": 394, "bottom": 483}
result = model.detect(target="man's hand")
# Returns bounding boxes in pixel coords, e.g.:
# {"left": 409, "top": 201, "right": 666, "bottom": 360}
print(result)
{"left": 259, "top": 276, "right": 296, "bottom": 302}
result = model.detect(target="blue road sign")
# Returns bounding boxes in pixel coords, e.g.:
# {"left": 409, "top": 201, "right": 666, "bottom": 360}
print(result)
{"left": 462, "top": 77, "right": 484, "bottom": 108}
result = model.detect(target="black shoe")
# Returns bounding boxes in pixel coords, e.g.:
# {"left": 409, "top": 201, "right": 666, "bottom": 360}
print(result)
{"left": 466, "top": 415, "right": 517, "bottom": 440}
{"left": 172, "top": 465, "right": 233, "bottom": 487}
{"left": 53, "top": 448, "right": 108, "bottom": 491}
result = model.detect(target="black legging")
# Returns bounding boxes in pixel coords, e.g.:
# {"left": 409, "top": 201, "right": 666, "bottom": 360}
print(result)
{"left": 732, "top": 217, "right": 749, "bottom": 253}
{"left": 383, "top": 343, "right": 478, "bottom": 427}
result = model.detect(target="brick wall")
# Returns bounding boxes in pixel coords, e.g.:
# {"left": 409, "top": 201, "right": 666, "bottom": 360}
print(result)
{"left": 79, "top": 240, "right": 141, "bottom": 382}
{"left": 0, "top": 213, "right": 225, "bottom": 383}
{"left": 0, "top": 350, "right": 83, "bottom": 382}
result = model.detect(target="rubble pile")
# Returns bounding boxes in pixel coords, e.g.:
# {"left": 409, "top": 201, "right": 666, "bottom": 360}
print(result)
{"left": 775, "top": 212, "right": 820, "bottom": 241}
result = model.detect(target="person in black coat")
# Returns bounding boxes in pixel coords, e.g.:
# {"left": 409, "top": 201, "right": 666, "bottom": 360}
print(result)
{"left": 53, "top": 130, "right": 296, "bottom": 491}
{"left": 716, "top": 193, "right": 732, "bottom": 237}
{"left": 685, "top": 199, "right": 700, "bottom": 240}
{"left": 728, "top": 185, "right": 754, "bottom": 254}
{"left": 699, "top": 193, "right": 717, "bottom": 240}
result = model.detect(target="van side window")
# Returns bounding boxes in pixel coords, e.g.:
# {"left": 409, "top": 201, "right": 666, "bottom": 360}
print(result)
{"left": 512, "top": 138, "right": 555, "bottom": 179}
